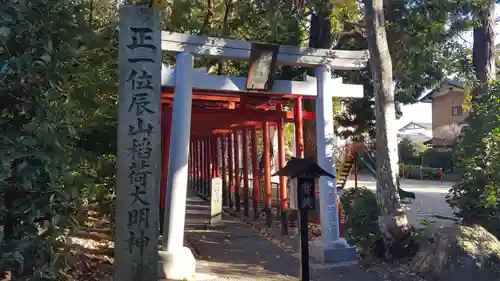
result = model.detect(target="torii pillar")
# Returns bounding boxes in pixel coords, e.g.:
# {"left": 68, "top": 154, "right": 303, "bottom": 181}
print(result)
{"left": 159, "top": 52, "right": 196, "bottom": 280}
{"left": 309, "top": 65, "right": 356, "bottom": 264}
{"left": 159, "top": 31, "right": 367, "bottom": 268}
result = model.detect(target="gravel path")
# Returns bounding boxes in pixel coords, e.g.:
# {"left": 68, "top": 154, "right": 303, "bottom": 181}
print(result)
{"left": 344, "top": 174, "right": 458, "bottom": 229}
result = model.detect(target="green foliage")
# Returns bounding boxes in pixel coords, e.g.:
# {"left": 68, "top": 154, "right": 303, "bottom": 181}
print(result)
{"left": 0, "top": 0, "right": 496, "bottom": 278}
{"left": 398, "top": 138, "right": 420, "bottom": 165}
{"left": 421, "top": 148, "right": 454, "bottom": 171}
{"left": 340, "top": 187, "right": 380, "bottom": 248}
{"left": 447, "top": 81, "right": 500, "bottom": 237}
{"left": 414, "top": 141, "right": 429, "bottom": 154}
{"left": 400, "top": 165, "right": 442, "bottom": 181}
{"left": 0, "top": 0, "right": 118, "bottom": 279}
{"left": 335, "top": 1, "right": 487, "bottom": 139}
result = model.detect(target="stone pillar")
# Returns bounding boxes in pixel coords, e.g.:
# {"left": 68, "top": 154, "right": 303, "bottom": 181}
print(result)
{"left": 116, "top": 5, "right": 160, "bottom": 281}
{"left": 310, "top": 64, "right": 356, "bottom": 264}
{"left": 159, "top": 52, "right": 196, "bottom": 279}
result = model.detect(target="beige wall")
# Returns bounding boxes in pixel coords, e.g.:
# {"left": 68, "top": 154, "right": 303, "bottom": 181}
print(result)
{"left": 431, "top": 90, "right": 469, "bottom": 146}
{"left": 432, "top": 90, "right": 469, "bottom": 130}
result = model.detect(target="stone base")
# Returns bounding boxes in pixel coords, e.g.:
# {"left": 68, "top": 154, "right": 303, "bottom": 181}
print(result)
{"left": 309, "top": 238, "right": 357, "bottom": 264}
{"left": 158, "top": 247, "right": 196, "bottom": 280}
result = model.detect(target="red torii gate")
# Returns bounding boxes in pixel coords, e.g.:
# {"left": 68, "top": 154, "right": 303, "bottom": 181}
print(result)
{"left": 160, "top": 90, "right": 312, "bottom": 228}
{"left": 116, "top": 9, "right": 367, "bottom": 280}
{"left": 158, "top": 31, "right": 366, "bottom": 277}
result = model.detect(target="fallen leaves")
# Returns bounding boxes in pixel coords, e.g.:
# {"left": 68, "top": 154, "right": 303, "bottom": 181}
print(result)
{"left": 66, "top": 212, "right": 115, "bottom": 281}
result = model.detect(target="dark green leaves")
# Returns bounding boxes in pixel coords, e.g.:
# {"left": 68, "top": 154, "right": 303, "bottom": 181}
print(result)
{"left": 447, "top": 81, "right": 500, "bottom": 237}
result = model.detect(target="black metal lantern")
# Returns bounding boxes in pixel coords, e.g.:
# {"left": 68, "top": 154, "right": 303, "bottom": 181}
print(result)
{"left": 274, "top": 156, "right": 335, "bottom": 281}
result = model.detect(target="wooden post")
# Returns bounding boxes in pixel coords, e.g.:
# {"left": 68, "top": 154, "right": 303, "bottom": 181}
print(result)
{"left": 263, "top": 121, "right": 272, "bottom": 227}
{"left": 202, "top": 137, "right": 207, "bottom": 195}
{"left": 206, "top": 137, "right": 211, "bottom": 195}
{"left": 354, "top": 155, "right": 358, "bottom": 188}
{"left": 188, "top": 141, "right": 192, "bottom": 176}
{"left": 277, "top": 118, "right": 288, "bottom": 234}
{"left": 188, "top": 141, "right": 191, "bottom": 188}
{"left": 242, "top": 128, "right": 250, "bottom": 216}
{"left": 191, "top": 141, "right": 195, "bottom": 184}
{"left": 295, "top": 96, "right": 304, "bottom": 158}
{"left": 201, "top": 140, "right": 206, "bottom": 195}
{"left": 234, "top": 130, "right": 241, "bottom": 212}
{"left": 197, "top": 140, "right": 202, "bottom": 193}
{"left": 191, "top": 140, "right": 195, "bottom": 187}
{"left": 221, "top": 134, "right": 228, "bottom": 206}
{"left": 116, "top": 5, "right": 161, "bottom": 281}
{"left": 228, "top": 133, "right": 234, "bottom": 208}
{"left": 251, "top": 127, "right": 260, "bottom": 220}
{"left": 215, "top": 136, "right": 221, "bottom": 177}
{"left": 212, "top": 136, "right": 218, "bottom": 178}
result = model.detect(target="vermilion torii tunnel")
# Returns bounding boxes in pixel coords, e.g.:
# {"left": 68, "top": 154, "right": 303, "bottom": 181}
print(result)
{"left": 116, "top": 8, "right": 368, "bottom": 280}
{"left": 159, "top": 86, "right": 313, "bottom": 228}
{"left": 156, "top": 31, "right": 367, "bottom": 278}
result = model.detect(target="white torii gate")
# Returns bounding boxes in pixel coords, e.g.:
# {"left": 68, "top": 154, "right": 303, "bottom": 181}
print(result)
{"left": 159, "top": 31, "right": 368, "bottom": 279}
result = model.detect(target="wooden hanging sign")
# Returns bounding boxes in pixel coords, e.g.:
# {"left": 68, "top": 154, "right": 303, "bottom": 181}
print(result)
{"left": 246, "top": 42, "right": 279, "bottom": 91}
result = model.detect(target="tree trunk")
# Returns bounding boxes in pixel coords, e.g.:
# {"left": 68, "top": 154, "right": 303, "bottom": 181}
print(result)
{"left": 472, "top": 0, "right": 496, "bottom": 96}
{"left": 217, "top": 0, "right": 233, "bottom": 75}
{"left": 269, "top": 126, "right": 279, "bottom": 173}
{"left": 199, "top": 0, "right": 214, "bottom": 35}
{"left": 304, "top": 6, "right": 333, "bottom": 159}
{"left": 363, "top": 0, "right": 411, "bottom": 258}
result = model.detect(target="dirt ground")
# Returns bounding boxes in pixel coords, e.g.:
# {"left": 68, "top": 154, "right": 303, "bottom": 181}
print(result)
{"left": 67, "top": 211, "right": 114, "bottom": 281}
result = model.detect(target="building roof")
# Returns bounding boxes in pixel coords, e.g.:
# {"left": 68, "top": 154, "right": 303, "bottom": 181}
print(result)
{"left": 413, "top": 122, "right": 432, "bottom": 130}
{"left": 399, "top": 121, "right": 432, "bottom": 132}
{"left": 420, "top": 79, "right": 464, "bottom": 103}
{"left": 397, "top": 132, "right": 432, "bottom": 143}
{"left": 273, "top": 156, "right": 335, "bottom": 178}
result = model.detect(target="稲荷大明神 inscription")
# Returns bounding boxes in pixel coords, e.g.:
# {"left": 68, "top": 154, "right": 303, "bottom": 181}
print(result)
{"left": 116, "top": 6, "right": 161, "bottom": 281}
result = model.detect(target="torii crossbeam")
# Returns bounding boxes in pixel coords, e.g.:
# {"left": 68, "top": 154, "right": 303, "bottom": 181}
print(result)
{"left": 160, "top": 31, "right": 368, "bottom": 278}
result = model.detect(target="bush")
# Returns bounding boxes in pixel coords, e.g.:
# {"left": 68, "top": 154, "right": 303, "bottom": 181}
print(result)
{"left": 0, "top": 1, "right": 118, "bottom": 279}
{"left": 421, "top": 148, "right": 454, "bottom": 172}
{"left": 340, "top": 187, "right": 380, "bottom": 248}
{"left": 446, "top": 82, "right": 500, "bottom": 238}
{"left": 399, "top": 138, "right": 421, "bottom": 165}
{"left": 399, "top": 165, "right": 442, "bottom": 181}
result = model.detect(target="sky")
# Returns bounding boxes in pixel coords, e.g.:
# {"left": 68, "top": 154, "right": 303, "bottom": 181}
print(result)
{"left": 396, "top": 8, "right": 500, "bottom": 130}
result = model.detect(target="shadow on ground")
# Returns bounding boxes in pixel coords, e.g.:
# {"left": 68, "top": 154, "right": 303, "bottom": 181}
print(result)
{"left": 183, "top": 194, "right": 381, "bottom": 281}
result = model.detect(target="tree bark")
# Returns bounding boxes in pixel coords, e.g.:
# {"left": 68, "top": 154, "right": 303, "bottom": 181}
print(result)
{"left": 472, "top": 0, "right": 496, "bottom": 96}
{"left": 217, "top": 0, "right": 233, "bottom": 75}
{"left": 198, "top": 0, "right": 213, "bottom": 35}
{"left": 363, "top": 0, "right": 410, "bottom": 257}
{"left": 304, "top": 6, "right": 333, "bottom": 159}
